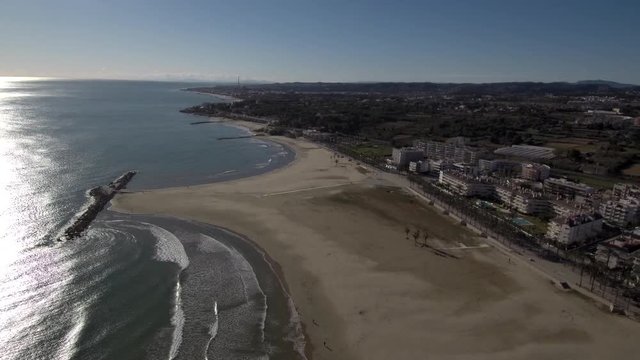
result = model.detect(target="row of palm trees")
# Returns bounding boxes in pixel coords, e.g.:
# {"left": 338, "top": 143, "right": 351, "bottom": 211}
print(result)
{"left": 405, "top": 174, "right": 639, "bottom": 311}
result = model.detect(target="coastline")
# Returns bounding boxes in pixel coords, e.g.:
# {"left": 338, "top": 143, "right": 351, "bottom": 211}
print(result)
{"left": 182, "top": 89, "right": 241, "bottom": 103}
{"left": 112, "top": 124, "right": 640, "bottom": 360}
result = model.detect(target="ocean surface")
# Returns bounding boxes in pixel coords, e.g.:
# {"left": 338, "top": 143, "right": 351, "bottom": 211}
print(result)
{"left": 0, "top": 78, "right": 303, "bottom": 359}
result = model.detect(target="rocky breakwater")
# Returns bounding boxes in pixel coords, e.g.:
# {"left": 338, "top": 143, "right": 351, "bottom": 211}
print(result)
{"left": 59, "top": 171, "right": 137, "bottom": 241}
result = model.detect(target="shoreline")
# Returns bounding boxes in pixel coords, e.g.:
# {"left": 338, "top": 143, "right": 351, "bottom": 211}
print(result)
{"left": 182, "top": 89, "right": 241, "bottom": 103}
{"left": 112, "top": 133, "right": 640, "bottom": 359}
{"left": 125, "top": 121, "right": 296, "bottom": 193}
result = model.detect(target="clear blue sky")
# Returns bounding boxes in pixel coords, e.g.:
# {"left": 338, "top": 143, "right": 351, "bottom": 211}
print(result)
{"left": 1, "top": 0, "right": 639, "bottom": 83}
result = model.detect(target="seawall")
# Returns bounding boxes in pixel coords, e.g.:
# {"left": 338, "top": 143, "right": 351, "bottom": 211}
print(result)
{"left": 59, "top": 171, "right": 137, "bottom": 241}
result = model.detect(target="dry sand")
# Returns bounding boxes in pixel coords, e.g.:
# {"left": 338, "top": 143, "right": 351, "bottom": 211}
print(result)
{"left": 112, "top": 135, "right": 640, "bottom": 360}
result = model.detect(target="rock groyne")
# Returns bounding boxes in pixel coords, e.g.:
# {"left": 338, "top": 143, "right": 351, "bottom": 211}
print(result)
{"left": 59, "top": 171, "right": 137, "bottom": 241}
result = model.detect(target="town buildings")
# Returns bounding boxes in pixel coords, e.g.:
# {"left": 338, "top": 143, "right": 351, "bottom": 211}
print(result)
{"left": 546, "top": 213, "right": 603, "bottom": 245}
{"left": 596, "top": 231, "right": 640, "bottom": 269}
{"left": 544, "top": 178, "right": 594, "bottom": 199}
{"left": 414, "top": 137, "right": 482, "bottom": 165}
{"left": 438, "top": 171, "right": 549, "bottom": 215}
{"left": 612, "top": 183, "right": 640, "bottom": 200}
{"left": 520, "top": 163, "right": 551, "bottom": 181}
{"left": 478, "top": 159, "right": 523, "bottom": 176}
{"left": 391, "top": 147, "right": 424, "bottom": 169}
{"left": 408, "top": 160, "right": 429, "bottom": 174}
{"left": 599, "top": 197, "right": 640, "bottom": 228}
{"left": 438, "top": 171, "right": 495, "bottom": 197}
{"left": 495, "top": 183, "right": 549, "bottom": 215}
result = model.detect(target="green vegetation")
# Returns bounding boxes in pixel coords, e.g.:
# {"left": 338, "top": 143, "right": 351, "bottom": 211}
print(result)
{"left": 347, "top": 144, "right": 392, "bottom": 159}
{"left": 518, "top": 215, "right": 549, "bottom": 237}
{"left": 550, "top": 169, "right": 622, "bottom": 189}
{"left": 183, "top": 84, "right": 640, "bottom": 178}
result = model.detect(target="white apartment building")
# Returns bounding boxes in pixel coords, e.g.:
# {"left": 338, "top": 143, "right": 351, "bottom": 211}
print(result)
{"left": 544, "top": 177, "right": 594, "bottom": 199}
{"left": 415, "top": 137, "right": 482, "bottom": 165}
{"left": 599, "top": 198, "right": 640, "bottom": 228}
{"left": 409, "top": 160, "right": 429, "bottom": 173}
{"left": 438, "top": 171, "right": 495, "bottom": 197}
{"left": 392, "top": 147, "right": 424, "bottom": 168}
{"left": 478, "top": 159, "right": 523, "bottom": 176}
{"left": 495, "top": 184, "right": 549, "bottom": 215}
{"left": 612, "top": 183, "right": 640, "bottom": 199}
{"left": 520, "top": 163, "right": 551, "bottom": 181}
{"left": 546, "top": 213, "right": 604, "bottom": 245}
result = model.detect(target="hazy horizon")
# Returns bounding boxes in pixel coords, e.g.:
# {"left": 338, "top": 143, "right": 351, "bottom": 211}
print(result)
{"left": 2, "top": 76, "right": 638, "bottom": 87}
{"left": 1, "top": 0, "right": 639, "bottom": 83}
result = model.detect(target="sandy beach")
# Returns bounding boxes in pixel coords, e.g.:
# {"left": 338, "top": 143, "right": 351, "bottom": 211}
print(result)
{"left": 112, "top": 131, "right": 640, "bottom": 360}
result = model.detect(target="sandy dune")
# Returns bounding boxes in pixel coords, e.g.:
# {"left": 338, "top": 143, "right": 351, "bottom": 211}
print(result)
{"left": 112, "top": 136, "right": 640, "bottom": 360}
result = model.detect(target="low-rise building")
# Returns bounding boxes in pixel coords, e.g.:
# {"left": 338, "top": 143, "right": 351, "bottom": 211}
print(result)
{"left": 596, "top": 231, "right": 640, "bottom": 269}
{"left": 495, "top": 183, "right": 549, "bottom": 215}
{"left": 391, "top": 147, "right": 424, "bottom": 169}
{"left": 549, "top": 199, "right": 594, "bottom": 218}
{"left": 494, "top": 145, "right": 556, "bottom": 160}
{"left": 544, "top": 178, "right": 594, "bottom": 199}
{"left": 546, "top": 213, "right": 603, "bottom": 245}
{"left": 599, "top": 197, "right": 640, "bottom": 228}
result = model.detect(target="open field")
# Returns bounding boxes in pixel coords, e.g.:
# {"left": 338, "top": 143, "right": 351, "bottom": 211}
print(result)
{"left": 344, "top": 143, "right": 392, "bottom": 159}
{"left": 550, "top": 168, "right": 622, "bottom": 190}
{"left": 113, "top": 135, "right": 640, "bottom": 360}
{"left": 544, "top": 138, "right": 601, "bottom": 153}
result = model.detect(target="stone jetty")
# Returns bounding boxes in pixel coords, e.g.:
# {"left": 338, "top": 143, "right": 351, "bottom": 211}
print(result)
{"left": 59, "top": 171, "right": 137, "bottom": 241}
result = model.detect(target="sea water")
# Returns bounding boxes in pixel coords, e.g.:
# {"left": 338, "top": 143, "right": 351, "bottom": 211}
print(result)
{"left": 0, "top": 78, "right": 303, "bottom": 359}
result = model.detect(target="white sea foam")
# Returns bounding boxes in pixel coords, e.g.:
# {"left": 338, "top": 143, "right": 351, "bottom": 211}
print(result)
{"left": 285, "top": 297, "right": 308, "bottom": 360}
{"left": 169, "top": 281, "right": 185, "bottom": 360}
{"left": 219, "top": 169, "right": 239, "bottom": 176}
{"left": 114, "top": 222, "right": 189, "bottom": 358}
{"left": 147, "top": 224, "right": 189, "bottom": 270}
{"left": 198, "top": 233, "right": 268, "bottom": 347}
{"left": 57, "top": 304, "right": 88, "bottom": 360}
{"left": 204, "top": 301, "right": 218, "bottom": 360}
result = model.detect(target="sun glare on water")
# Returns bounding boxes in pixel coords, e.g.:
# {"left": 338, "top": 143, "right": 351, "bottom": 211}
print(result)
{"left": 0, "top": 77, "right": 39, "bottom": 273}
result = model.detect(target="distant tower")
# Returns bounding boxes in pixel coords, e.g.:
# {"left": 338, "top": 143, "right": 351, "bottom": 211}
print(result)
{"left": 237, "top": 75, "right": 240, "bottom": 87}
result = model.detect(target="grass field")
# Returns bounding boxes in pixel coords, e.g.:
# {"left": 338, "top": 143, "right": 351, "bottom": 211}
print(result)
{"left": 544, "top": 138, "right": 601, "bottom": 153}
{"left": 550, "top": 169, "right": 621, "bottom": 190}
{"left": 519, "top": 215, "right": 549, "bottom": 236}
{"left": 347, "top": 144, "right": 392, "bottom": 159}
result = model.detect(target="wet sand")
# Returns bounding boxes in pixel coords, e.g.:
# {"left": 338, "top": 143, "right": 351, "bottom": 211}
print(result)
{"left": 112, "top": 134, "right": 640, "bottom": 360}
